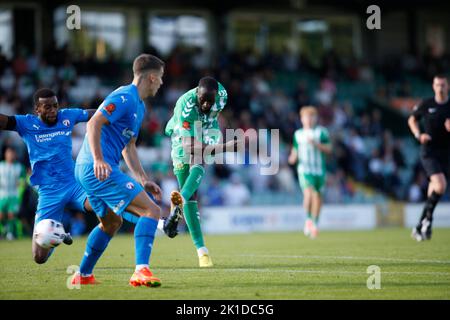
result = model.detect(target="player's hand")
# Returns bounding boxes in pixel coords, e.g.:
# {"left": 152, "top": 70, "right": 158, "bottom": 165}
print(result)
{"left": 445, "top": 119, "right": 450, "bottom": 132}
{"left": 419, "top": 133, "right": 432, "bottom": 144}
{"left": 143, "top": 180, "right": 162, "bottom": 201}
{"left": 93, "top": 159, "right": 112, "bottom": 181}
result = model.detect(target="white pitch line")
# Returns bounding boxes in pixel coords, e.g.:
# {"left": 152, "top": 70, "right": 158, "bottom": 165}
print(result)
{"left": 238, "top": 254, "right": 450, "bottom": 264}
{"left": 87, "top": 268, "right": 450, "bottom": 277}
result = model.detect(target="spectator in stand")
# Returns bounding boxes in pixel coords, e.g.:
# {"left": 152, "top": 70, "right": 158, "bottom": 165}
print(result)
{"left": 223, "top": 173, "right": 251, "bottom": 206}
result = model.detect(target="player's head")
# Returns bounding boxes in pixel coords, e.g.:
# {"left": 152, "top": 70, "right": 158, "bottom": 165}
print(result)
{"left": 197, "top": 77, "right": 218, "bottom": 114}
{"left": 300, "top": 106, "right": 318, "bottom": 129}
{"left": 432, "top": 74, "right": 449, "bottom": 100}
{"left": 133, "top": 54, "right": 165, "bottom": 98}
{"left": 33, "top": 88, "right": 59, "bottom": 126}
{"left": 4, "top": 146, "right": 17, "bottom": 163}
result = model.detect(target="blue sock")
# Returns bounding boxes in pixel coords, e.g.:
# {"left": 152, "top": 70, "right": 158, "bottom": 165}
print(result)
{"left": 134, "top": 217, "right": 158, "bottom": 266}
{"left": 79, "top": 226, "right": 111, "bottom": 275}
{"left": 47, "top": 248, "right": 55, "bottom": 259}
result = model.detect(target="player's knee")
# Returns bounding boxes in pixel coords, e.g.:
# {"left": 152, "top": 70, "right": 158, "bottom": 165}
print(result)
{"left": 435, "top": 184, "right": 446, "bottom": 195}
{"left": 142, "top": 204, "right": 161, "bottom": 219}
{"left": 110, "top": 216, "right": 123, "bottom": 232}
{"left": 101, "top": 217, "right": 123, "bottom": 235}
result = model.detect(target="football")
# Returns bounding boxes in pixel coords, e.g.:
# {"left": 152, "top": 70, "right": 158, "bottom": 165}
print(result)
{"left": 33, "top": 219, "right": 66, "bottom": 249}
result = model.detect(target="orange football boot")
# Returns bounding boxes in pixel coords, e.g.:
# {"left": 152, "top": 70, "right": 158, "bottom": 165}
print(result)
{"left": 129, "top": 267, "right": 161, "bottom": 287}
{"left": 71, "top": 272, "right": 100, "bottom": 285}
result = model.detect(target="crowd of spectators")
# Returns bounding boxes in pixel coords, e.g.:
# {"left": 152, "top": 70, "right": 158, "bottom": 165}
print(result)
{"left": 1, "top": 42, "right": 450, "bottom": 236}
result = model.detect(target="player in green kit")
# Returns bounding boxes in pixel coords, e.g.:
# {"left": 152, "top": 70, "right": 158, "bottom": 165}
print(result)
{"left": 288, "top": 106, "right": 331, "bottom": 239}
{"left": 0, "top": 146, "right": 26, "bottom": 240}
{"left": 164, "top": 77, "right": 237, "bottom": 267}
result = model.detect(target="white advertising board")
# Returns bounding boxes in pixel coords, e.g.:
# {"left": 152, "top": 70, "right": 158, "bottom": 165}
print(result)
{"left": 202, "top": 205, "right": 377, "bottom": 234}
{"left": 404, "top": 204, "right": 450, "bottom": 228}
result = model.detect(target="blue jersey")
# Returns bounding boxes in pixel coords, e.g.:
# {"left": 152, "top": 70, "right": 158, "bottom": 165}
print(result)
{"left": 14, "top": 108, "right": 89, "bottom": 186}
{"left": 76, "top": 84, "right": 145, "bottom": 167}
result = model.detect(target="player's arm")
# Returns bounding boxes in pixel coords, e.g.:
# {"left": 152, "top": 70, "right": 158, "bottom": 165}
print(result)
{"left": 310, "top": 140, "right": 332, "bottom": 154}
{"left": 309, "top": 129, "right": 332, "bottom": 154}
{"left": 87, "top": 112, "right": 112, "bottom": 181}
{"left": 0, "top": 113, "right": 17, "bottom": 131}
{"left": 408, "top": 102, "right": 431, "bottom": 144}
{"left": 288, "top": 147, "right": 298, "bottom": 165}
{"left": 122, "top": 137, "right": 162, "bottom": 200}
{"left": 87, "top": 109, "right": 97, "bottom": 120}
{"left": 288, "top": 134, "right": 298, "bottom": 165}
{"left": 445, "top": 118, "right": 450, "bottom": 132}
{"left": 182, "top": 136, "right": 238, "bottom": 156}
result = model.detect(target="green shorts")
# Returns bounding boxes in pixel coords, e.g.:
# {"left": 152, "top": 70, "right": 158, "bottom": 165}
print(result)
{"left": 298, "top": 173, "right": 326, "bottom": 194}
{"left": 0, "top": 196, "right": 20, "bottom": 215}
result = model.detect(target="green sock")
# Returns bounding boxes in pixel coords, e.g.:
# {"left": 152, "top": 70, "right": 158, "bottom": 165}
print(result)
{"left": 15, "top": 219, "right": 23, "bottom": 238}
{"left": 181, "top": 165, "right": 205, "bottom": 201}
{"left": 184, "top": 200, "right": 205, "bottom": 249}
{"left": 7, "top": 219, "right": 15, "bottom": 235}
{"left": 313, "top": 215, "right": 319, "bottom": 225}
{"left": 307, "top": 212, "right": 312, "bottom": 220}
{"left": 0, "top": 222, "right": 4, "bottom": 236}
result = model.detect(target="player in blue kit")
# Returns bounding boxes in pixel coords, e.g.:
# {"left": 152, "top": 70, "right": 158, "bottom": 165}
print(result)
{"left": 71, "top": 54, "right": 183, "bottom": 287}
{"left": 0, "top": 88, "right": 98, "bottom": 264}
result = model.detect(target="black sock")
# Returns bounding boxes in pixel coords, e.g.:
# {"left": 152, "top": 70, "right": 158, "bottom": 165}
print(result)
{"left": 419, "top": 191, "right": 441, "bottom": 224}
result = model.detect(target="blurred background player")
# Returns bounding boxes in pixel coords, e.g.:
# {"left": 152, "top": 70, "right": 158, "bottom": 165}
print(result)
{"left": 408, "top": 74, "right": 450, "bottom": 241}
{"left": 0, "top": 88, "right": 97, "bottom": 262}
{"left": 288, "top": 106, "right": 331, "bottom": 239}
{"left": 72, "top": 53, "right": 183, "bottom": 287}
{"left": 0, "top": 146, "right": 26, "bottom": 240}
{"left": 165, "top": 76, "right": 237, "bottom": 267}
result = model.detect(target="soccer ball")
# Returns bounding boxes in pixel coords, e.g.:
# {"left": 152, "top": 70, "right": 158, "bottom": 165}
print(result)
{"left": 34, "top": 219, "right": 66, "bottom": 249}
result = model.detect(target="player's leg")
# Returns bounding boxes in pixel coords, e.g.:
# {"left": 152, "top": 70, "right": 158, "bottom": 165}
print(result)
{"left": 310, "top": 191, "right": 322, "bottom": 239}
{"left": 413, "top": 154, "right": 446, "bottom": 241}
{"left": 125, "top": 190, "right": 162, "bottom": 286}
{"left": 173, "top": 164, "right": 212, "bottom": 266}
{"left": 310, "top": 175, "right": 326, "bottom": 238}
{"left": 0, "top": 211, "right": 4, "bottom": 238}
{"left": 299, "top": 173, "right": 313, "bottom": 237}
{"left": 164, "top": 164, "right": 204, "bottom": 240}
{"left": 72, "top": 187, "right": 122, "bottom": 283}
{"left": 420, "top": 173, "right": 446, "bottom": 239}
{"left": 6, "top": 197, "right": 22, "bottom": 239}
{"left": 32, "top": 187, "right": 71, "bottom": 264}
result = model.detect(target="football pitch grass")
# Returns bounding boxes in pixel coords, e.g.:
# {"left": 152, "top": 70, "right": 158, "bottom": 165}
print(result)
{"left": 1, "top": 228, "right": 449, "bottom": 300}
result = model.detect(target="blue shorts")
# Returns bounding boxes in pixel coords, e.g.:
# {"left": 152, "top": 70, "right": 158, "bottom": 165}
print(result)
{"left": 34, "top": 180, "right": 87, "bottom": 223}
{"left": 75, "top": 164, "right": 143, "bottom": 218}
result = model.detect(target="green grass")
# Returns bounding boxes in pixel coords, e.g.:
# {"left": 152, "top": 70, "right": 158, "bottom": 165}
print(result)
{"left": 1, "top": 228, "right": 450, "bottom": 300}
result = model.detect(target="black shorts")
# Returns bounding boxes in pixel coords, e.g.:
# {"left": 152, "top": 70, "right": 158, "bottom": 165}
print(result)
{"left": 420, "top": 147, "right": 450, "bottom": 178}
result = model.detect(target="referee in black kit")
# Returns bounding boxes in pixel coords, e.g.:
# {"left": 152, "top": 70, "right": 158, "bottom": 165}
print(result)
{"left": 408, "top": 74, "right": 450, "bottom": 241}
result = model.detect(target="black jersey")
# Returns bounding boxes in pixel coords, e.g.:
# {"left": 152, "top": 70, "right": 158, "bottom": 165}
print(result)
{"left": 412, "top": 97, "right": 450, "bottom": 151}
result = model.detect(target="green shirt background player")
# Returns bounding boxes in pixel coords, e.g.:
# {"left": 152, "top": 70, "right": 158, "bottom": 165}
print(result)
{"left": 288, "top": 106, "right": 331, "bottom": 239}
{"left": 0, "top": 146, "right": 26, "bottom": 240}
{"left": 165, "top": 77, "right": 237, "bottom": 267}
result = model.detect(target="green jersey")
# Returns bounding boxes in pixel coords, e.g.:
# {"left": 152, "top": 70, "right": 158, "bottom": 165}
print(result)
{"left": 0, "top": 161, "right": 26, "bottom": 198}
{"left": 293, "top": 126, "right": 330, "bottom": 176}
{"left": 165, "top": 82, "right": 227, "bottom": 166}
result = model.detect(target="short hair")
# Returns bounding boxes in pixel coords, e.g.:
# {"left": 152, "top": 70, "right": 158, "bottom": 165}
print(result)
{"left": 33, "top": 88, "right": 56, "bottom": 105}
{"left": 133, "top": 54, "right": 165, "bottom": 76}
{"left": 434, "top": 74, "right": 448, "bottom": 81}
{"left": 300, "top": 106, "right": 318, "bottom": 117}
{"left": 198, "top": 76, "right": 218, "bottom": 92}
